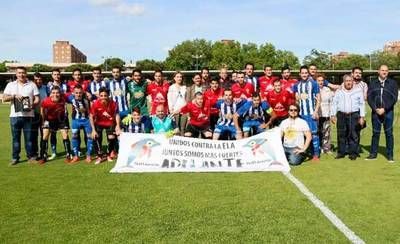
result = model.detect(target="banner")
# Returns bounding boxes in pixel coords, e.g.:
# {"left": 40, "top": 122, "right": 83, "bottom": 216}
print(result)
{"left": 110, "top": 128, "right": 290, "bottom": 173}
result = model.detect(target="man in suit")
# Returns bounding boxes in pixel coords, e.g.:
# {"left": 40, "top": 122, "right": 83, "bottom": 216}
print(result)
{"left": 366, "top": 65, "right": 398, "bottom": 163}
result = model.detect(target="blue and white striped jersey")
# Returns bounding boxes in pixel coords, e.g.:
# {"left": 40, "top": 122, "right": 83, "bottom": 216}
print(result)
{"left": 246, "top": 76, "right": 258, "bottom": 92}
{"left": 236, "top": 100, "right": 270, "bottom": 122}
{"left": 107, "top": 78, "right": 128, "bottom": 113}
{"left": 293, "top": 78, "right": 320, "bottom": 116}
{"left": 89, "top": 80, "right": 108, "bottom": 99}
{"left": 47, "top": 81, "right": 68, "bottom": 95}
{"left": 215, "top": 100, "right": 238, "bottom": 126}
{"left": 67, "top": 95, "right": 90, "bottom": 120}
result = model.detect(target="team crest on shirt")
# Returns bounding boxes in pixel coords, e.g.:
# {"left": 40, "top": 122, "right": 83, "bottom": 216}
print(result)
{"left": 300, "top": 93, "right": 308, "bottom": 100}
{"left": 134, "top": 91, "right": 144, "bottom": 98}
{"left": 114, "top": 88, "right": 122, "bottom": 96}
{"left": 154, "top": 93, "right": 166, "bottom": 103}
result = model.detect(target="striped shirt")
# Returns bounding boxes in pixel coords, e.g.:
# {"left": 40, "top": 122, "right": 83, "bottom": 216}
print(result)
{"left": 47, "top": 81, "right": 68, "bottom": 95}
{"left": 108, "top": 78, "right": 128, "bottom": 113}
{"left": 215, "top": 100, "right": 238, "bottom": 126}
{"left": 236, "top": 101, "right": 270, "bottom": 122}
{"left": 246, "top": 76, "right": 258, "bottom": 91}
{"left": 68, "top": 95, "right": 90, "bottom": 120}
{"left": 293, "top": 78, "right": 320, "bottom": 116}
{"left": 89, "top": 80, "right": 107, "bottom": 99}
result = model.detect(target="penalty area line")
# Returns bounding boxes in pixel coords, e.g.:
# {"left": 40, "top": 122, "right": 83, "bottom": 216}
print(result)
{"left": 283, "top": 172, "right": 365, "bottom": 244}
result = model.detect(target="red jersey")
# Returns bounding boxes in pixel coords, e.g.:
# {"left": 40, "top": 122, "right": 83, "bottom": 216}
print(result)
{"left": 231, "top": 82, "right": 254, "bottom": 99}
{"left": 41, "top": 97, "right": 67, "bottom": 121}
{"left": 146, "top": 81, "right": 170, "bottom": 115}
{"left": 90, "top": 99, "right": 118, "bottom": 127}
{"left": 67, "top": 80, "right": 90, "bottom": 95}
{"left": 180, "top": 102, "right": 210, "bottom": 128}
{"left": 203, "top": 88, "right": 224, "bottom": 115}
{"left": 259, "top": 76, "right": 278, "bottom": 100}
{"left": 265, "top": 90, "right": 291, "bottom": 118}
{"left": 281, "top": 78, "right": 297, "bottom": 104}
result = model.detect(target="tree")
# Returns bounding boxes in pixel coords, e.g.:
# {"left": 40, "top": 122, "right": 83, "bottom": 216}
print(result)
{"left": 303, "top": 49, "right": 331, "bottom": 69}
{"left": 101, "top": 58, "right": 125, "bottom": 71}
{"left": 334, "top": 54, "right": 369, "bottom": 70}
{"left": 164, "top": 39, "right": 212, "bottom": 70}
{"left": 275, "top": 50, "right": 300, "bottom": 70}
{"left": 370, "top": 51, "right": 399, "bottom": 70}
{"left": 239, "top": 42, "right": 262, "bottom": 69}
{"left": 209, "top": 41, "right": 242, "bottom": 70}
{"left": 65, "top": 63, "right": 94, "bottom": 72}
{"left": 0, "top": 61, "right": 7, "bottom": 72}
{"left": 135, "top": 59, "right": 164, "bottom": 71}
{"left": 29, "top": 63, "right": 53, "bottom": 72}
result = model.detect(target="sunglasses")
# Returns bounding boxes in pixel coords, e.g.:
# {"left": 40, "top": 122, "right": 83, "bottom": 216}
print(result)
{"left": 289, "top": 109, "right": 298, "bottom": 112}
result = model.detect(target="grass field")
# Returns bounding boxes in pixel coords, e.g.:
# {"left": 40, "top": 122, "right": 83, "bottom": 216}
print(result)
{"left": 0, "top": 103, "right": 399, "bottom": 243}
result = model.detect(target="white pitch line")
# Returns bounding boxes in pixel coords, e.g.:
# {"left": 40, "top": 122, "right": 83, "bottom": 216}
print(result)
{"left": 283, "top": 172, "right": 365, "bottom": 244}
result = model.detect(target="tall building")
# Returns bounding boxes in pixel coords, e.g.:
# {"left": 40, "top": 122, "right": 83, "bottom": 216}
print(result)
{"left": 53, "top": 41, "right": 87, "bottom": 63}
{"left": 383, "top": 41, "right": 400, "bottom": 55}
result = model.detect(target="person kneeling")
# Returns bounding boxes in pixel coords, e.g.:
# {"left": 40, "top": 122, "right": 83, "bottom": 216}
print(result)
{"left": 89, "top": 87, "right": 121, "bottom": 164}
{"left": 172, "top": 92, "right": 212, "bottom": 139}
{"left": 279, "top": 104, "right": 312, "bottom": 166}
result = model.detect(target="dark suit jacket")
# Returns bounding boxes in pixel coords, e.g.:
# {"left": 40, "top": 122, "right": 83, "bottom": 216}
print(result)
{"left": 367, "top": 78, "right": 398, "bottom": 112}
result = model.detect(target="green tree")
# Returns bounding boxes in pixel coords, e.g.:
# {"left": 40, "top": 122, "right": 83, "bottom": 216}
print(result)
{"left": 274, "top": 50, "right": 300, "bottom": 70}
{"left": 334, "top": 54, "right": 369, "bottom": 70}
{"left": 65, "top": 63, "right": 94, "bottom": 72}
{"left": 209, "top": 41, "right": 242, "bottom": 70}
{"left": 101, "top": 58, "right": 125, "bottom": 71}
{"left": 135, "top": 59, "right": 164, "bottom": 71}
{"left": 370, "top": 51, "right": 400, "bottom": 70}
{"left": 239, "top": 42, "right": 262, "bottom": 69}
{"left": 0, "top": 61, "right": 7, "bottom": 72}
{"left": 164, "top": 39, "right": 212, "bottom": 70}
{"left": 303, "top": 49, "right": 331, "bottom": 69}
{"left": 29, "top": 63, "right": 53, "bottom": 72}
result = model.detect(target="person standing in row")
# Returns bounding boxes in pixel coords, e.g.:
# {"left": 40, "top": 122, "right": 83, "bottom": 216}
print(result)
{"left": 316, "top": 73, "right": 334, "bottom": 154}
{"left": 366, "top": 65, "right": 398, "bottom": 162}
{"left": 330, "top": 75, "right": 365, "bottom": 160}
{"left": 293, "top": 65, "right": 321, "bottom": 161}
{"left": 3, "top": 66, "right": 39, "bottom": 165}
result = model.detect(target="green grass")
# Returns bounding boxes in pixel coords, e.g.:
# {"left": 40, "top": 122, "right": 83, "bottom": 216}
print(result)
{"left": 0, "top": 104, "right": 399, "bottom": 243}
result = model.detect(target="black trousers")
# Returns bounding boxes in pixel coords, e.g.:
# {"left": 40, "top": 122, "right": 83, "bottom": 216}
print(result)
{"left": 337, "top": 112, "right": 360, "bottom": 156}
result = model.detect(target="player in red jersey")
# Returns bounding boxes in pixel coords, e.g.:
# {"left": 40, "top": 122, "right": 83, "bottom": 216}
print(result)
{"left": 89, "top": 87, "right": 121, "bottom": 164}
{"left": 265, "top": 80, "right": 292, "bottom": 127}
{"left": 67, "top": 68, "right": 91, "bottom": 98}
{"left": 258, "top": 65, "right": 279, "bottom": 101}
{"left": 39, "top": 86, "right": 72, "bottom": 164}
{"left": 146, "top": 69, "right": 170, "bottom": 115}
{"left": 173, "top": 92, "right": 212, "bottom": 139}
{"left": 231, "top": 71, "right": 254, "bottom": 101}
{"left": 280, "top": 65, "right": 297, "bottom": 104}
{"left": 203, "top": 78, "right": 224, "bottom": 130}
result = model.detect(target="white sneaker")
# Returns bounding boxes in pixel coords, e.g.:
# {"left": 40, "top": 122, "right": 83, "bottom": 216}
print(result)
{"left": 48, "top": 153, "right": 56, "bottom": 161}
{"left": 388, "top": 159, "right": 395, "bottom": 163}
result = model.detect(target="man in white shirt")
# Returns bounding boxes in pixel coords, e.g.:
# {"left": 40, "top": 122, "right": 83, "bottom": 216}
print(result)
{"left": 280, "top": 104, "right": 312, "bottom": 165}
{"left": 3, "top": 66, "right": 40, "bottom": 165}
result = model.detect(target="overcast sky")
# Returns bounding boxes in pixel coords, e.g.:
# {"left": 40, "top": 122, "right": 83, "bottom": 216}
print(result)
{"left": 1, "top": 0, "right": 399, "bottom": 64}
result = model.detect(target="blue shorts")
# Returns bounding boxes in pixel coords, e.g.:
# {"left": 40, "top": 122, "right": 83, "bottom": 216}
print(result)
{"left": 214, "top": 124, "right": 237, "bottom": 136}
{"left": 301, "top": 115, "right": 318, "bottom": 134}
{"left": 71, "top": 119, "right": 92, "bottom": 135}
{"left": 243, "top": 120, "right": 264, "bottom": 133}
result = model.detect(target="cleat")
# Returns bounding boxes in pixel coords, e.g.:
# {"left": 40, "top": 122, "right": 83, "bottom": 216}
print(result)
{"left": 48, "top": 153, "right": 56, "bottom": 161}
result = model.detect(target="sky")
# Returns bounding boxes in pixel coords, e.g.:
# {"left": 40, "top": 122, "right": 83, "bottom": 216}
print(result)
{"left": 1, "top": 0, "right": 399, "bottom": 64}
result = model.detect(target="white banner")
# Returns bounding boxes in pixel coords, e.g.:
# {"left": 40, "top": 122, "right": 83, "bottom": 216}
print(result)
{"left": 110, "top": 128, "right": 290, "bottom": 173}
